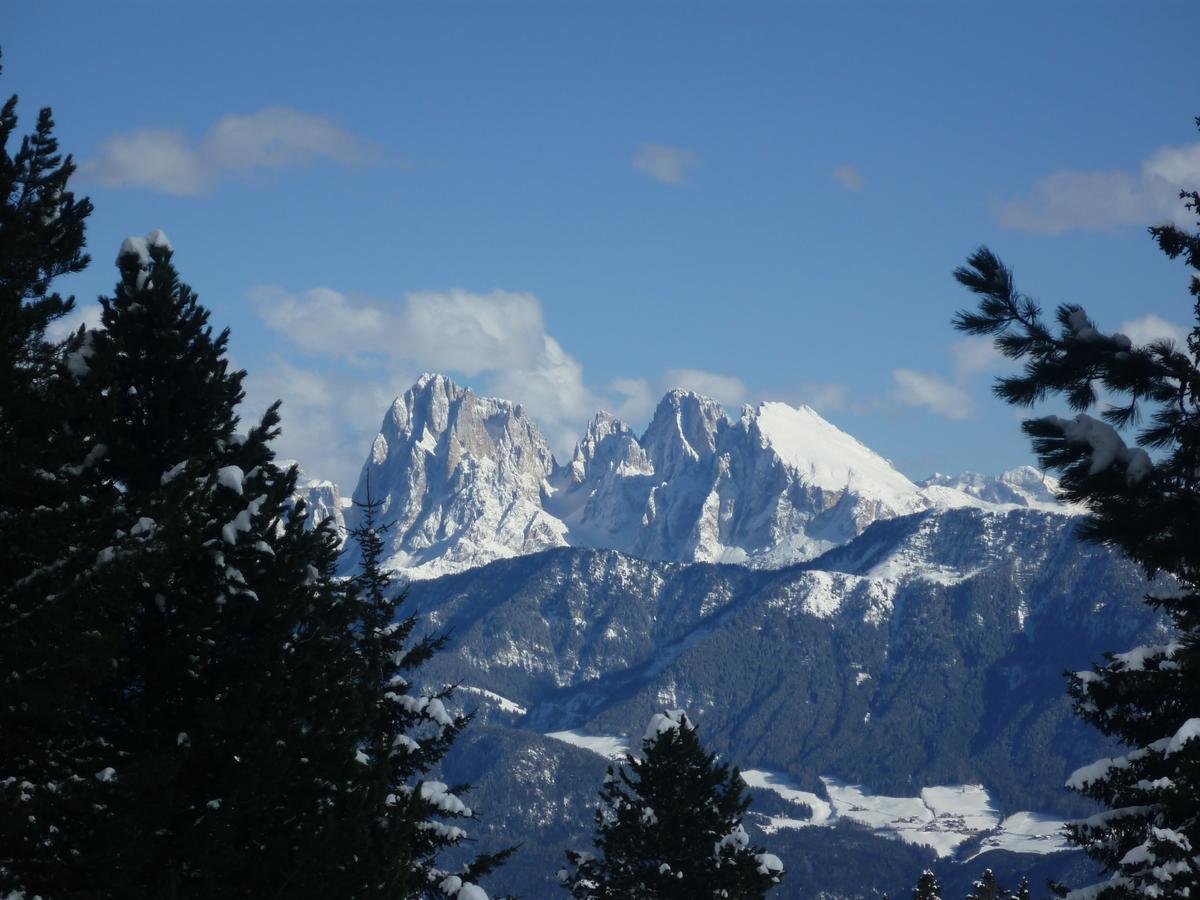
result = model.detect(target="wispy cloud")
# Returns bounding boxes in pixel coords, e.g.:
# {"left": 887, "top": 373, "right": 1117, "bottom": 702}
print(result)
{"left": 831, "top": 165, "right": 866, "bottom": 192}
{"left": 792, "top": 381, "right": 851, "bottom": 412}
{"left": 82, "top": 107, "right": 380, "bottom": 195}
{"left": 998, "top": 142, "right": 1200, "bottom": 234}
{"left": 949, "top": 336, "right": 1007, "bottom": 381}
{"left": 662, "top": 368, "right": 747, "bottom": 405}
{"left": 890, "top": 368, "right": 974, "bottom": 421}
{"left": 1119, "top": 313, "right": 1188, "bottom": 348}
{"left": 633, "top": 144, "right": 700, "bottom": 185}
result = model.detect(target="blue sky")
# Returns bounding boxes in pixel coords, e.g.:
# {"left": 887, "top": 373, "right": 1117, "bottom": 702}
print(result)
{"left": 7, "top": 2, "right": 1199, "bottom": 488}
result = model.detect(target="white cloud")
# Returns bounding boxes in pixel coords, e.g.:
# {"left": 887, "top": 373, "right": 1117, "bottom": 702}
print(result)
{"left": 998, "top": 142, "right": 1200, "bottom": 234}
{"left": 252, "top": 286, "right": 550, "bottom": 374}
{"left": 241, "top": 357, "right": 406, "bottom": 490}
{"left": 792, "top": 381, "right": 851, "bottom": 412}
{"left": 251, "top": 285, "right": 598, "bottom": 474}
{"left": 402, "top": 289, "right": 549, "bottom": 375}
{"left": 661, "top": 368, "right": 747, "bottom": 406}
{"left": 890, "top": 368, "right": 974, "bottom": 421}
{"left": 606, "top": 377, "right": 658, "bottom": 424}
{"left": 633, "top": 144, "right": 700, "bottom": 185}
{"left": 45, "top": 302, "right": 103, "bottom": 342}
{"left": 831, "top": 165, "right": 865, "bottom": 192}
{"left": 82, "top": 107, "right": 379, "bottom": 195}
{"left": 1119, "top": 313, "right": 1188, "bottom": 348}
{"left": 950, "top": 336, "right": 1008, "bottom": 380}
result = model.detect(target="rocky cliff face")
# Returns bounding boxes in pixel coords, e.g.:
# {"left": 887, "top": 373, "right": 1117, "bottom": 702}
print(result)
{"left": 344, "top": 373, "right": 568, "bottom": 577}
{"left": 339, "top": 374, "right": 1027, "bottom": 578}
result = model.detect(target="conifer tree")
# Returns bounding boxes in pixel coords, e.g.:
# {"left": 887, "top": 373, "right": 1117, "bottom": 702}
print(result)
{"left": 341, "top": 492, "right": 511, "bottom": 898}
{"left": 2, "top": 236, "right": 371, "bottom": 898}
{"left": 966, "top": 869, "right": 1007, "bottom": 900}
{"left": 953, "top": 117, "right": 1200, "bottom": 898}
{"left": 560, "top": 709, "right": 784, "bottom": 899}
{"left": 0, "top": 51, "right": 91, "bottom": 429}
{"left": 912, "top": 869, "right": 942, "bottom": 900}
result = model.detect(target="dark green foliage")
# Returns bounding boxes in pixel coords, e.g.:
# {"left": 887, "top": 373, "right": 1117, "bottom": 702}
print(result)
{"left": 343, "top": 494, "right": 512, "bottom": 897}
{"left": 561, "top": 710, "right": 783, "bottom": 898}
{"left": 0, "top": 238, "right": 372, "bottom": 898}
{"left": 0, "top": 51, "right": 91, "bottom": 426}
{"left": 965, "top": 868, "right": 1006, "bottom": 900}
{"left": 913, "top": 869, "right": 942, "bottom": 900}
{"left": 953, "top": 116, "right": 1200, "bottom": 898}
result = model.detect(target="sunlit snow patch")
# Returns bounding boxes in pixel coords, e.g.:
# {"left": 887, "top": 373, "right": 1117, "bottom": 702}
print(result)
{"left": 545, "top": 730, "right": 631, "bottom": 760}
{"left": 457, "top": 685, "right": 527, "bottom": 716}
{"left": 743, "top": 770, "right": 1069, "bottom": 860}
{"left": 740, "top": 769, "right": 832, "bottom": 825}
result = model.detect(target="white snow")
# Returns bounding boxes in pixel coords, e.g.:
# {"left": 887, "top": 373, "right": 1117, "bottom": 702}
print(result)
{"left": 216, "top": 465, "right": 245, "bottom": 495}
{"left": 118, "top": 236, "right": 151, "bottom": 267}
{"left": 546, "top": 730, "right": 631, "bottom": 760}
{"left": 456, "top": 685, "right": 527, "bottom": 716}
{"left": 1166, "top": 718, "right": 1200, "bottom": 754}
{"left": 145, "top": 228, "right": 173, "bottom": 252}
{"left": 740, "top": 769, "right": 832, "bottom": 824}
{"left": 754, "top": 401, "right": 924, "bottom": 510}
{"left": 920, "top": 466, "right": 1081, "bottom": 515}
{"left": 740, "top": 768, "right": 1067, "bottom": 861}
{"left": 643, "top": 709, "right": 689, "bottom": 743}
{"left": 64, "top": 330, "right": 95, "bottom": 377}
{"left": 1067, "top": 307, "right": 1131, "bottom": 350}
{"left": 117, "top": 229, "right": 172, "bottom": 267}
{"left": 320, "top": 374, "right": 1091, "bottom": 582}
{"left": 1113, "top": 642, "right": 1181, "bottom": 671}
{"left": 1041, "top": 414, "right": 1152, "bottom": 484}
{"left": 966, "top": 811, "right": 1070, "bottom": 859}
{"left": 161, "top": 460, "right": 187, "bottom": 484}
{"left": 419, "top": 780, "right": 471, "bottom": 816}
{"left": 346, "top": 376, "right": 941, "bottom": 580}
{"left": 755, "top": 852, "right": 784, "bottom": 876}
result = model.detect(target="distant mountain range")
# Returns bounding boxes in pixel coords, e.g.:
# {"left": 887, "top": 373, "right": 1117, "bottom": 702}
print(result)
{"left": 290, "top": 374, "right": 1147, "bottom": 898}
{"left": 297, "top": 373, "right": 1078, "bottom": 580}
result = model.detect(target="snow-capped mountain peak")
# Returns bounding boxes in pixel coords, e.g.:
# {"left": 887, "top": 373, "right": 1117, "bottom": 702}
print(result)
{"left": 919, "top": 466, "right": 1081, "bottom": 514}
{"left": 750, "top": 401, "right": 924, "bottom": 510}
{"left": 640, "top": 389, "right": 728, "bottom": 473}
{"left": 330, "top": 374, "right": 1081, "bottom": 578}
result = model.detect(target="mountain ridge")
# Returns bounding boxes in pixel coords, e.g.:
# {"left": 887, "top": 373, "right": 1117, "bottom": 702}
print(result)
{"left": 311, "top": 373, "right": 1076, "bottom": 579}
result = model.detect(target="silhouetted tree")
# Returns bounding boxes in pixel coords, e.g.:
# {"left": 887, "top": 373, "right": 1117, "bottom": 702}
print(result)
{"left": 561, "top": 709, "right": 784, "bottom": 899}
{"left": 953, "top": 117, "right": 1200, "bottom": 898}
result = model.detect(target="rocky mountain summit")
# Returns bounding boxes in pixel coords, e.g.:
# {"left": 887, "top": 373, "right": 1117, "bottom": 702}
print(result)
{"left": 321, "top": 373, "right": 1074, "bottom": 579}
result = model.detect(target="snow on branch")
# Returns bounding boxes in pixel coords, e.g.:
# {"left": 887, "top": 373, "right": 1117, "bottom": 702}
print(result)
{"left": 643, "top": 708, "right": 691, "bottom": 744}
{"left": 1066, "top": 308, "right": 1132, "bottom": 351}
{"left": 1039, "top": 413, "right": 1152, "bottom": 484}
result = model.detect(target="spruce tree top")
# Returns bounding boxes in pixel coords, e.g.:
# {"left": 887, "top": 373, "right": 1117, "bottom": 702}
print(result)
{"left": 563, "top": 709, "right": 784, "bottom": 899}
